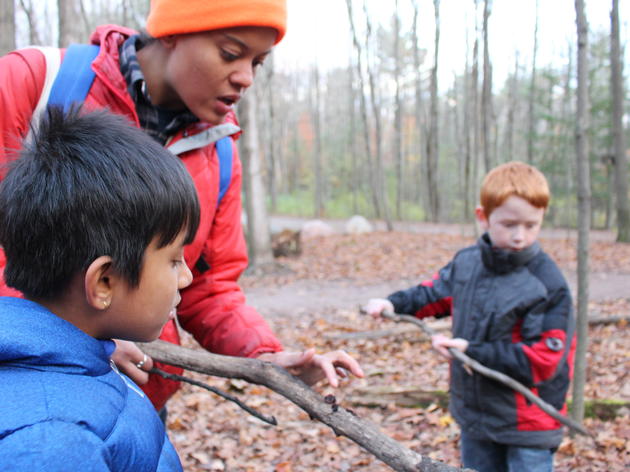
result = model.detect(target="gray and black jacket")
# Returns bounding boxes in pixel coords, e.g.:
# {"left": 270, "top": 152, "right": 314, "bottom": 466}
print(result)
{"left": 387, "top": 233, "right": 575, "bottom": 449}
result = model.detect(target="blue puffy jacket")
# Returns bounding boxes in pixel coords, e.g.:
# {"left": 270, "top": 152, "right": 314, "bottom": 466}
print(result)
{"left": 0, "top": 297, "right": 182, "bottom": 471}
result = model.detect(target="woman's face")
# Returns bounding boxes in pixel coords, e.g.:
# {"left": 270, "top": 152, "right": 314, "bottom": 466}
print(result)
{"left": 160, "top": 26, "right": 278, "bottom": 125}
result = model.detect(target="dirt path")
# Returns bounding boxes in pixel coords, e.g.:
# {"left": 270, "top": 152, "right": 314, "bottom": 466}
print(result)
{"left": 245, "top": 270, "right": 630, "bottom": 320}
{"left": 248, "top": 216, "right": 629, "bottom": 320}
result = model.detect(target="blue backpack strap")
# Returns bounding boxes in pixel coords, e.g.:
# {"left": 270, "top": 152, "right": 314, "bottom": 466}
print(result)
{"left": 193, "top": 135, "right": 234, "bottom": 274}
{"left": 215, "top": 136, "right": 233, "bottom": 207}
{"left": 48, "top": 44, "right": 100, "bottom": 111}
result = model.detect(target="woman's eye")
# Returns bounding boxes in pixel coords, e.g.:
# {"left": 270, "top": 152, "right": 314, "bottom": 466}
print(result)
{"left": 221, "top": 50, "right": 239, "bottom": 61}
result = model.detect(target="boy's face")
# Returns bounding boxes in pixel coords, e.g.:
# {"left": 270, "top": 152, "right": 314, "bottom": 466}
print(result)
{"left": 107, "top": 231, "right": 192, "bottom": 342}
{"left": 476, "top": 195, "right": 545, "bottom": 252}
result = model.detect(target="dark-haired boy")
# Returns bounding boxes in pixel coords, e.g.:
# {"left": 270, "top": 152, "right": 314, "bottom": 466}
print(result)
{"left": 0, "top": 107, "right": 199, "bottom": 470}
{"left": 365, "top": 162, "right": 575, "bottom": 472}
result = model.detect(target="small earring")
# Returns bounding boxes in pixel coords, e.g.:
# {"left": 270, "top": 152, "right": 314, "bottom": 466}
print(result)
{"left": 102, "top": 300, "right": 110, "bottom": 308}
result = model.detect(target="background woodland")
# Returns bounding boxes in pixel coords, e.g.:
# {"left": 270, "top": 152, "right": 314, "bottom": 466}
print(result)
{"left": 1, "top": 1, "right": 629, "bottom": 470}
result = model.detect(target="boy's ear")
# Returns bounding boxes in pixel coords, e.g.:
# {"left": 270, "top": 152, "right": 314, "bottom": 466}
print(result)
{"left": 475, "top": 206, "right": 489, "bottom": 229}
{"left": 84, "top": 256, "right": 115, "bottom": 311}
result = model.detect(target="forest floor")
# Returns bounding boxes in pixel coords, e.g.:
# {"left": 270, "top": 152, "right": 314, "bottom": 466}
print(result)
{"left": 167, "top": 224, "right": 630, "bottom": 472}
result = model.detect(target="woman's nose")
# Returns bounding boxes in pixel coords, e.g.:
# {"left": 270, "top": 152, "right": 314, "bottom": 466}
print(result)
{"left": 230, "top": 63, "right": 255, "bottom": 89}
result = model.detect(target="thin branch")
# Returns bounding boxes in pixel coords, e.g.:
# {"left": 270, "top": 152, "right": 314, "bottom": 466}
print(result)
{"left": 377, "top": 310, "right": 592, "bottom": 437}
{"left": 150, "top": 367, "right": 277, "bottom": 426}
{"left": 139, "top": 340, "right": 470, "bottom": 472}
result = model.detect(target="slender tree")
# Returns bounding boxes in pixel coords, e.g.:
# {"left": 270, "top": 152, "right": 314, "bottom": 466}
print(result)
{"left": 58, "top": 0, "right": 86, "bottom": 46}
{"left": 345, "top": 0, "right": 381, "bottom": 219}
{"left": 239, "top": 92, "right": 274, "bottom": 267}
{"left": 411, "top": 0, "right": 426, "bottom": 211}
{"left": 463, "top": 17, "right": 473, "bottom": 219}
{"left": 393, "top": 0, "right": 403, "bottom": 219}
{"left": 571, "top": 0, "right": 591, "bottom": 427}
{"left": 0, "top": 0, "right": 16, "bottom": 55}
{"left": 309, "top": 65, "right": 325, "bottom": 217}
{"left": 426, "top": 0, "right": 441, "bottom": 221}
{"left": 610, "top": 0, "right": 630, "bottom": 242}
{"left": 18, "top": 0, "right": 42, "bottom": 45}
{"left": 527, "top": 0, "right": 539, "bottom": 165}
{"left": 471, "top": 1, "right": 481, "bottom": 211}
{"left": 503, "top": 53, "right": 519, "bottom": 161}
{"left": 265, "top": 54, "right": 279, "bottom": 213}
{"left": 481, "top": 0, "right": 493, "bottom": 173}
{"left": 363, "top": 1, "right": 392, "bottom": 229}
{"left": 347, "top": 61, "right": 360, "bottom": 214}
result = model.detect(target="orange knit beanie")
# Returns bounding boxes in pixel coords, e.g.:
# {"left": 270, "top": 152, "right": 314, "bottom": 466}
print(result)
{"left": 146, "top": 0, "right": 287, "bottom": 44}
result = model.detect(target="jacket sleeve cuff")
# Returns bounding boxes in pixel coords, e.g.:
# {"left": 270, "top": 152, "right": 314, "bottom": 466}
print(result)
{"left": 463, "top": 342, "right": 485, "bottom": 362}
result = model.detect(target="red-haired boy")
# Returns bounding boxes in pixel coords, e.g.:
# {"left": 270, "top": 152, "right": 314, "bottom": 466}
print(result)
{"left": 365, "top": 161, "right": 575, "bottom": 472}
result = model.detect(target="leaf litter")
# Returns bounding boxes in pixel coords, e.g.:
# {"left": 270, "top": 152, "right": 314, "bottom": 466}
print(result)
{"left": 167, "top": 231, "right": 630, "bottom": 471}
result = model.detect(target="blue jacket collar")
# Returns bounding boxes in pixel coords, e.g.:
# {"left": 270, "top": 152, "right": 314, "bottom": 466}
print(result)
{"left": 0, "top": 297, "right": 114, "bottom": 375}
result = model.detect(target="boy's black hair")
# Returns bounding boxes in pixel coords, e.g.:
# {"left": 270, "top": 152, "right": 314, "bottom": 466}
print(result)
{"left": 0, "top": 106, "right": 200, "bottom": 300}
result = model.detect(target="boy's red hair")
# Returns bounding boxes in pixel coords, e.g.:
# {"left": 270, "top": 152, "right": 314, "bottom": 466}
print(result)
{"left": 480, "top": 161, "right": 550, "bottom": 217}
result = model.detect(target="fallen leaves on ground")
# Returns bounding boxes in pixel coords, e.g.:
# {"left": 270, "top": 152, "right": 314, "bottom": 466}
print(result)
{"left": 167, "top": 231, "right": 630, "bottom": 471}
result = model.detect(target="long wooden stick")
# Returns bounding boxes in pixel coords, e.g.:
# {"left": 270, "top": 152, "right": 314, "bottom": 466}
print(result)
{"left": 378, "top": 311, "right": 592, "bottom": 437}
{"left": 139, "top": 340, "right": 471, "bottom": 472}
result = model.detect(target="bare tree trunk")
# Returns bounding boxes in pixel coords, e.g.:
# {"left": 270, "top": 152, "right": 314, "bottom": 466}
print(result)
{"left": 411, "top": 0, "right": 426, "bottom": 213}
{"left": 481, "top": 0, "right": 493, "bottom": 173}
{"left": 310, "top": 65, "right": 325, "bottom": 218}
{"left": 503, "top": 53, "right": 519, "bottom": 161}
{"left": 58, "top": 0, "right": 86, "bottom": 47}
{"left": 558, "top": 43, "right": 575, "bottom": 228}
{"left": 610, "top": 0, "right": 630, "bottom": 242}
{"left": 239, "top": 92, "right": 274, "bottom": 267}
{"left": 287, "top": 77, "right": 300, "bottom": 195}
{"left": 527, "top": 0, "right": 539, "bottom": 165}
{"left": 571, "top": 0, "right": 591, "bottom": 428}
{"left": 0, "top": 0, "right": 16, "bottom": 55}
{"left": 463, "top": 26, "right": 473, "bottom": 220}
{"left": 363, "top": 1, "right": 392, "bottom": 230}
{"left": 394, "top": 0, "right": 403, "bottom": 220}
{"left": 345, "top": 0, "right": 381, "bottom": 219}
{"left": 18, "top": 0, "right": 41, "bottom": 45}
{"left": 471, "top": 2, "right": 481, "bottom": 213}
{"left": 426, "top": 0, "right": 440, "bottom": 222}
{"left": 265, "top": 54, "right": 278, "bottom": 213}
{"left": 348, "top": 63, "right": 359, "bottom": 214}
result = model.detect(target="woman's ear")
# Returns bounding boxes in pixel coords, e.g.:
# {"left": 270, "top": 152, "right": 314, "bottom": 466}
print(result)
{"left": 159, "top": 34, "right": 178, "bottom": 50}
{"left": 475, "top": 206, "right": 489, "bottom": 230}
{"left": 84, "top": 256, "right": 114, "bottom": 311}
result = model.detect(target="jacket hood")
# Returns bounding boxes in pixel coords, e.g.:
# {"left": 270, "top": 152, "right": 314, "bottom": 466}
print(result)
{"left": 0, "top": 297, "right": 114, "bottom": 376}
{"left": 479, "top": 233, "right": 540, "bottom": 274}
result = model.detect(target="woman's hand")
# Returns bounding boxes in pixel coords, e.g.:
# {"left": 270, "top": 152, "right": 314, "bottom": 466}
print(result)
{"left": 111, "top": 339, "right": 154, "bottom": 385}
{"left": 257, "top": 348, "right": 364, "bottom": 388}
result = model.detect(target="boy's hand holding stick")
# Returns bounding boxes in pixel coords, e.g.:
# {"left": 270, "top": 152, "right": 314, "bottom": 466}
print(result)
{"left": 362, "top": 308, "right": 592, "bottom": 438}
